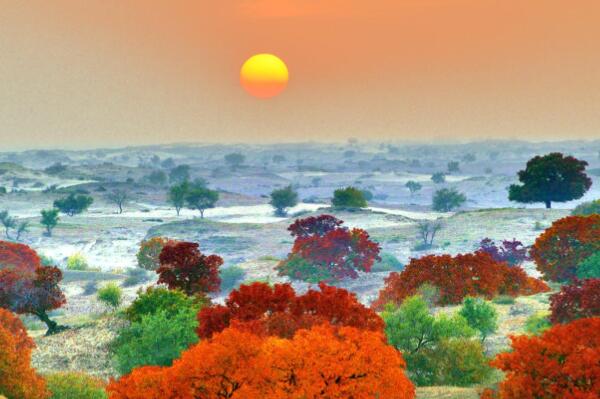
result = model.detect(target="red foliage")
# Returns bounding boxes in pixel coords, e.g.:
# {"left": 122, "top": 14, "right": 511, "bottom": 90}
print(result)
{"left": 288, "top": 214, "right": 344, "bottom": 238}
{"left": 530, "top": 215, "right": 600, "bottom": 282}
{"left": 485, "top": 317, "right": 600, "bottom": 399}
{"left": 373, "top": 252, "right": 549, "bottom": 309}
{"left": 0, "top": 240, "right": 40, "bottom": 273}
{"left": 107, "top": 325, "right": 416, "bottom": 399}
{"left": 157, "top": 241, "right": 222, "bottom": 296}
{"left": 197, "top": 281, "right": 384, "bottom": 339}
{"left": 0, "top": 309, "right": 49, "bottom": 399}
{"left": 550, "top": 278, "right": 600, "bottom": 324}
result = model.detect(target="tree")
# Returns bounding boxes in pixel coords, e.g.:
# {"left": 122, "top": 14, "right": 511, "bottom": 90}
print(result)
{"left": 447, "top": 161, "right": 460, "bottom": 173}
{"left": 577, "top": 252, "right": 600, "bottom": 279}
{"left": 137, "top": 237, "right": 175, "bottom": 271}
{"left": 224, "top": 152, "right": 245, "bottom": 170}
{"left": 485, "top": 317, "right": 600, "bottom": 399}
{"left": 416, "top": 219, "right": 443, "bottom": 248}
{"left": 530, "top": 215, "right": 600, "bottom": 282}
{"left": 405, "top": 180, "right": 422, "bottom": 195}
{"left": 53, "top": 193, "right": 93, "bottom": 216}
{"left": 145, "top": 170, "right": 167, "bottom": 186}
{"left": 269, "top": 185, "right": 298, "bottom": 216}
{"left": 40, "top": 209, "right": 59, "bottom": 236}
{"left": 168, "top": 181, "right": 189, "bottom": 216}
{"left": 431, "top": 172, "right": 446, "bottom": 184}
{"left": 125, "top": 286, "right": 204, "bottom": 324}
{"left": 0, "top": 242, "right": 67, "bottom": 335}
{"left": 197, "top": 281, "right": 383, "bottom": 339}
{"left": 168, "top": 165, "right": 190, "bottom": 184}
{"left": 432, "top": 188, "right": 466, "bottom": 212}
{"left": 331, "top": 186, "right": 367, "bottom": 208}
{"left": 157, "top": 241, "right": 222, "bottom": 296}
{"left": 107, "top": 189, "right": 128, "bottom": 214}
{"left": 0, "top": 309, "right": 49, "bottom": 399}
{"left": 458, "top": 296, "right": 498, "bottom": 342}
{"left": 0, "top": 211, "right": 16, "bottom": 239}
{"left": 185, "top": 185, "right": 219, "bottom": 218}
{"left": 15, "top": 221, "right": 29, "bottom": 241}
{"left": 287, "top": 214, "right": 343, "bottom": 237}
{"left": 509, "top": 152, "right": 592, "bottom": 208}
{"left": 549, "top": 278, "right": 600, "bottom": 324}
{"left": 478, "top": 238, "right": 530, "bottom": 266}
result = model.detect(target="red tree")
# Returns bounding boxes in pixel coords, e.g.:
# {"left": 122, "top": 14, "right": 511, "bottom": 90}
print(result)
{"left": 373, "top": 252, "right": 549, "bottom": 309}
{"left": 157, "top": 242, "right": 222, "bottom": 296}
{"left": 484, "top": 317, "right": 600, "bottom": 399}
{"left": 550, "top": 278, "right": 600, "bottom": 324}
{"left": 197, "top": 282, "right": 384, "bottom": 339}
{"left": 530, "top": 215, "right": 600, "bottom": 282}
{"left": 288, "top": 214, "right": 344, "bottom": 238}
{"left": 478, "top": 238, "right": 530, "bottom": 266}
{"left": 0, "top": 241, "right": 66, "bottom": 335}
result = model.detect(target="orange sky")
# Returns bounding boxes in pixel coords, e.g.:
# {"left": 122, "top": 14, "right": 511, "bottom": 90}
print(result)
{"left": 0, "top": 1, "right": 599, "bottom": 149}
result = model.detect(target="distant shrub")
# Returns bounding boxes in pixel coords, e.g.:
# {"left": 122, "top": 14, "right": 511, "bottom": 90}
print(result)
{"left": 219, "top": 265, "right": 246, "bottom": 292}
{"left": 432, "top": 188, "right": 466, "bottom": 212}
{"left": 459, "top": 297, "right": 498, "bottom": 342}
{"left": 66, "top": 253, "right": 89, "bottom": 271}
{"left": 492, "top": 295, "right": 515, "bottom": 305}
{"left": 53, "top": 193, "right": 93, "bottom": 216}
{"left": 430, "top": 172, "right": 446, "bottom": 184}
{"left": 571, "top": 199, "right": 600, "bottom": 215}
{"left": 122, "top": 268, "right": 153, "bottom": 287}
{"left": 331, "top": 186, "right": 368, "bottom": 208}
{"left": 269, "top": 185, "right": 298, "bottom": 216}
{"left": 524, "top": 312, "right": 551, "bottom": 335}
{"left": 46, "top": 372, "right": 107, "bottom": 399}
{"left": 371, "top": 252, "right": 404, "bottom": 272}
{"left": 125, "top": 287, "right": 204, "bottom": 324}
{"left": 549, "top": 278, "right": 600, "bottom": 324}
{"left": 577, "top": 252, "right": 600, "bottom": 279}
{"left": 82, "top": 281, "right": 98, "bottom": 296}
{"left": 97, "top": 283, "right": 123, "bottom": 311}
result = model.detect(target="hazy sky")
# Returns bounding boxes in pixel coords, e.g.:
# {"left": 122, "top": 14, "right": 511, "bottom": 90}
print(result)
{"left": 1, "top": 1, "right": 599, "bottom": 149}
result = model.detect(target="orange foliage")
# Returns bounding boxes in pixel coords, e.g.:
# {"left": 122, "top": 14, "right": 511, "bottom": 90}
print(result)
{"left": 373, "top": 252, "right": 548, "bottom": 309}
{"left": 108, "top": 325, "right": 415, "bottom": 399}
{"left": 0, "top": 309, "right": 48, "bottom": 399}
{"left": 483, "top": 317, "right": 600, "bottom": 399}
{"left": 530, "top": 215, "right": 600, "bottom": 282}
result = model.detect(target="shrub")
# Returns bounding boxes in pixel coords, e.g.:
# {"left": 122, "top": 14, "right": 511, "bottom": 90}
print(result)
{"left": 125, "top": 287, "right": 203, "bottom": 323}
{"left": 492, "top": 295, "right": 515, "bottom": 305}
{"left": 97, "top": 283, "right": 123, "bottom": 310}
{"left": 431, "top": 172, "right": 446, "bottom": 184}
{"left": 530, "top": 215, "right": 600, "bottom": 282}
{"left": 219, "top": 265, "right": 246, "bottom": 292}
{"left": 269, "top": 185, "right": 298, "bottom": 216}
{"left": 485, "top": 317, "right": 600, "bottom": 398}
{"left": 122, "top": 268, "right": 152, "bottom": 287}
{"left": 112, "top": 308, "right": 199, "bottom": 375}
{"left": 572, "top": 199, "right": 600, "bottom": 215}
{"left": 524, "top": 312, "right": 551, "bottom": 335}
{"left": 459, "top": 297, "right": 498, "bottom": 342}
{"left": 372, "top": 252, "right": 404, "bottom": 272}
{"left": 136, "top": 237, "right": 174, "bottom": 271}
{"left": 577, "top": 251, "right": 600, "bottom": 279}
{"left": 331, "top": 186, "right": 367, "bottom": 208}
{"left": 432, "top": 188, "right": 466, "bottom": 212}
{"left": 46, "top": 372, "right": 106, "bottom": 399}
{"left": 478, "top": 238, "right": 530, "bottom": 266}
{"left": 549, "top": 278, "right": 600, "bottom": 324}
{"left": 66, "top": 253, "right": 89, "bottom": 271}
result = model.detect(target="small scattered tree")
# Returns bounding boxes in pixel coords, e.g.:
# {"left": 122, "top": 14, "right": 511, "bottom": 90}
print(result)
{"left": 405, "top": 180, "right": 422, "bottom": 195}
{"left": 431, "top": 172, "right": 446, "bottom": 184}
{"left": 458, "top": 296, "right": 498, "bottom": 342}
{"left": 168, "top": 181, "right": 189, "bottom": 216}
{"left": 416, "top": 219, "right": 443, "bottom": 248}
{"left": 331, "top": 186, "right": 368, "bottom": 208}
{"left": 185, "top": 185, "right": 219, "bottom": 218}
{"left": 224, "top": 153, "right": 245, "bottom": 170}
{"left": 509, "top": 152, "right": 592, "bottom": 208}
{"left": 0, "top": 211, "right": 16, "bottom": 239}
{"left": 97, "top": 283, "right": 123, "bottom": 311}
{"left": 432, "top": 188, "right": 466, "bottom": 212}
{"left": 53, "top": 193, "right": 93, "bottom": 216}
{"left": 107, "top": 189, "right": 128, "bottom": 214}
{"left": 168, "top": 165, "right": 190, "bottom": 184}
{"left": 269, "top": 185, "right": 298, "bottom": 216}
{"left": 40, "top": 209, "right": 59, "bottom": 236}
{"left": 447, "top": 161, "right": 460, "bottom": 173}
{"left": 15, "top": 221, "right": 29, "bottom": 241}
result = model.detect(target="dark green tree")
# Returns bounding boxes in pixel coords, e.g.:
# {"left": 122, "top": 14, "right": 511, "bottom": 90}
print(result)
{"left": 186, "top": 185, "right": 219, "bottom": 218}
{"left": 168, "top": 164, "right": 191, "bottom": 184}
{"left": 447, "top": 161, "right": 460, "bottom": 173}
{"left": 53, "top": 193, "right": 93, "bottom": 216}
{"left": 269, "top": 185, "right": 298, "bottom": 216}
{"left": 405, "top": 180, "right": 422, "bottom": 195}
{"left": 168, "top": 181, "right": 189, "bottom": 216}
{"left": 331, "top": 186, "right": 367, "bottom": 208}
{"left": 40, "top": 209, "right": 59, "bottom": 236}
{"left": 432, "top": 188, "right": 466, "bottom": 212}
{"left": 431, "top": 172, "right": 446, "bottom": 184}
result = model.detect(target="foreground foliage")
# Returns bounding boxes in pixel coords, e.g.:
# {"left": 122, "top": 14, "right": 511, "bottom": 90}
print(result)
{"left": 46, "top": 372, "right": 107, "bottom": 399}
{"left": 549, "top": 278, "right": 600, "bottom": 324}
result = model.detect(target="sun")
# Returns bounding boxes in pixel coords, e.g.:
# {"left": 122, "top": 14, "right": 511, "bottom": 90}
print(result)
{"left": 240, "top": 54, "right": 289, "bottom": 99}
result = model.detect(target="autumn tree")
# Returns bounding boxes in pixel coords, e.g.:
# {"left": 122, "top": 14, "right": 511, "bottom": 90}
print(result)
{"left": 136, "top": 237, "right": 175, "bottom": 271}
{"left": 0, "top": 242, "right": 67, "bottom": 335}
{"left": 157, "top": 241, "right": 222, "bottom": 296}
{"left": 478, "top": 238, "right": 530, "bottom": 266}
{"left": 197, "top": 281, "right": 383, "bottom": 339}
{"left": 53, "top": 193, "right": 93, "bottom": 216}
{"left": 509, "top": 152, "right": 592, "bottom": 208}
{"left": 484, "top": 317, "right": 600, "bottom": 399}
{"left": 269, "top": 185, "right": 298, "bottom": 216}
{"left": 549, "top": 278, "right": 600, "bottom": 324}
{"left": 530, "top": 215, "right": 600, "bottom": 282}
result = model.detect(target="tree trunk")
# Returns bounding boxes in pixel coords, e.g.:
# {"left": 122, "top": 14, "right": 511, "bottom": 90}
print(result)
{"left": 176, "top": 207, "right": 181, "bottom": 216}
{"left": 36, "top": 310, "right": 67, "bottom": 336}
{"left": 200, "top": 209, "right": 204, "bottom": 218}
{"left": 46, "top": 226, "right": 52, "bottom": 236}
{"left": 118, "top": 203, "right": 123, "bottom": 214}
{"left": 545, "top": 200, "right": 551, "bottom": 209}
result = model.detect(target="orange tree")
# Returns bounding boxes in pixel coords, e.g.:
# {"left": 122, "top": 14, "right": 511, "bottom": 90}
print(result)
{"left": 530, "top": 215, "right": 600, "bottom": 282}
{"left": 0, "top": 309, "right": 49, "bottom": 399}
{"left": 107, "top": 325, "right": 416, "bottom": 399}
{"left": 197, "top": 281, "right": 383, "bottom": 339}
{"left": 136, "top": 237, "right": 176, "bottom": 271}
{"left": 373, "top": 251, "right": 548, "bottom": 309}
{"left": 482, "top": 317, "right": 600, "bottom": 399}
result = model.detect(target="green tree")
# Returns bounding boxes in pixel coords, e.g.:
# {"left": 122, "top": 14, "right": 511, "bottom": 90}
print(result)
{"left": 125, "top": 286, "right": 203, "bottom": 323}
{"left": 432, "top": 188, "right": 466, "bottom": 212}
{"left": 168, "top": 164, "right": 190, "bottom": 184}
{"left": 0, "top": 211, "right": 16, "bottom": 239}
{"left": 509, "top": 152, "right": 592, "bottom": 209}
{"left": 224, "top": 153, "right": 245, "bottom": 170}
{"left": 331, "top": 186, "right": 367, "bottom": 208}
{"left": 15, "top": 221, "right": 29, "bottom": 241}
{"left": 269, "top": 185, "right": 298, "bottom": 216}
{"left": 458, "top": 297, "right": 498, "bottom": 342}
{"left": 577, "top": 252, "right": 600, "bottom": 279}
{"left": 168, "top": 181, "right": 189, "bottom": 216}
{"left": 447, "top": 161, "right": 460, "bottom": 173}
{"left": 40, "top": 208, "right": 59, "bottom": 236}
{"left": 405, "top": 180, "right": 422, "bottom": 195}
{"left": 186, "top": 185, "right": 219, "bottom": 218}
{"left": 146, "top": 170, "right": 167, "bottom": 186}
{"left": 431, "top": 172, "right": 446, "bottom": 184}
{"left": 97, "top": 283, "right": 122, "bottom": 311}
{"left": 53, "top": 193, "right": 93, "bottom": 216}
{"left": 524, "top": 312, "right": 552, "bottom": 335}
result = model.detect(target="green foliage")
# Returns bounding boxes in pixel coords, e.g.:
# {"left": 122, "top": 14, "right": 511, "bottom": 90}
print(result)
{"left": 416, "top": 283, "right": 441, "bottom": 308}
{"left": 168, "top": 181, "right": 189, "bottom": 216}
{"left": 219, "top": 265, "right": 246, "bottom": 292}
{"left": 66, "top": 253, "right": 89, "bottom": 271}
{"left": 432, "top": 188, "right": 466, "bottom": 212}
{"left": 46, "top": 372, "right": 107, "bottom": 399}
{"left": 122, "top": 268, "right": 153, "bottom": 287}
{"left": 97, "top": 283, "right": 123, "bottom": 310}
{"left": 459, "top": 297, "right": 498, "bottom": 342}
{"left": 405, "top": 180, "right": 422, "bottom": 194}
{"left": 431, "top": 172, "right": 446, "bottom": 184}
{"left": 168, "top": 164, "right": 190, "bottom": 184}
{"left": 269, "top": 185, "right": 299, "bottom": 216}
{"left": 492, "top": 295, "right": 516, "bottom": 305}
{"left": 125, "top": 286, "right": 203, "bottom": 323}
{"left": 145, "top": 170, "right": 167, "bottom": 186}
{"left": 53, "top": 193, "right": 93, "bottom": 216}
{"left": 40, "top": 208, "right": 60, "bottom": 236}
{"left": 331, "top": 186, "right": 367, "bottom": 208}
{"left": 524, "top": 312, "right": 552, "bottom": 335}
{"left": 572, "top": 199, "right": 600, "bottom": 216}
{"left": 186, "top": 185, "right": 219, "bottom": 218}
{"left": 371, "top": 252, "right": 404, "bottom": 272}
{"left": 112, "top": 308, "right": 199, "bottom": 375}
{"left": 577, "top": 252, "right": 600, "bottom": 279}
{"left": 277, "top": 254, "right": 334, "bottom": 283}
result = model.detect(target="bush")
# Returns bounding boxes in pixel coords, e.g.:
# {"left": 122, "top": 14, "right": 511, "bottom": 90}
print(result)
{"left": 122, "top": 268, "right": 153, "bottom": 287}
{"left": 125, "top": 287, "right": 203, "bottom": 324}
{"left": 577, "top": 252, "right": 600, "bottom": 279}
{"left": 269, "top": 185, "right": 298, "bottom": 216}
{"left": 46, "top": 372, "right": 107, "bottom": 399}
{"left": 432, "top": 188, "right": 466, "bottom": 212}
{"left": 97, "top": 283, "right": 122, "bottom": 310}
{"left": 524, "top": 312, "right": 551, "bottom": 335}
{"left": 219, "top": 265, "right": 246, "bottom": 292}
{"left": 459, "top": 297, "right": 498, "bottom": 342}
{"left": 136, "top": 237, "right": 173, "bottom": 271}
{"left": 111, "top": 308, "right": 199, "bottom": 375}
{"left": 549, "top": 278, "right": 600, "bottom": 324}
{"left": 371, "top": 252, "right": 404, "bottom": 272}
{"left": 571, "top": 199, "right": 600, "bottom": 215}
{"left": 331, "top": 186, "right": 368, "bottom": 208}
{"left": 492, "top": 295, "right": 515, "bottom": 305}
{"left": 66, "top": 253, "right": 89, "bottom": 271}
